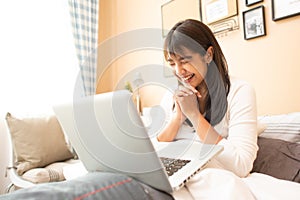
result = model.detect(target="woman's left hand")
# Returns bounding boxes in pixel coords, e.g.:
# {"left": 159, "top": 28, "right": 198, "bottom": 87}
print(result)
{"left": 174, "top": 85, "right": 200, "bottom": 119}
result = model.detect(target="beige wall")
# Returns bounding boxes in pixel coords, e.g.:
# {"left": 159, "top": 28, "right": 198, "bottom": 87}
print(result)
{"left": 96, "top": 0, "right": 300, "bottom": 115}
{"left": 96, "top": 0, "right": 173, "bottom": 107}
{"left": 218, "top": 1, "right": 300, "bottom": 115}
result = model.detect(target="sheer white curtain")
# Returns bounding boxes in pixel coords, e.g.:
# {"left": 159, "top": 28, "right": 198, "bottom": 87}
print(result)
{"left": 0, "top": 0, "right": 79, "bottom": 115}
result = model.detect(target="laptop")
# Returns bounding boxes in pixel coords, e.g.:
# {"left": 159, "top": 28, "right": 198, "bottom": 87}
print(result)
{"left": 53, "top": 90, "right": 223, "bottom": 194}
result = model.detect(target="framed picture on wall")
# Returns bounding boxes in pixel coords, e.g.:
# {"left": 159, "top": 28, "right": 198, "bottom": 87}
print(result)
{"left": 246, "top": 0, "right": 263, "bottom": 7}
{"left": 201, "top": 0, "right": 238, "bottom": 24}
{"left": 272, "top": 0, "right": 300, "bottom": 21}
{"left": 243, "top": 6, "right": 266, "bottom": 40}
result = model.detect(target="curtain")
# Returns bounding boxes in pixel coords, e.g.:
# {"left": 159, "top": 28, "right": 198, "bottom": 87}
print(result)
{"left": 69, "top": 0, "right": 99, "bottom": 96}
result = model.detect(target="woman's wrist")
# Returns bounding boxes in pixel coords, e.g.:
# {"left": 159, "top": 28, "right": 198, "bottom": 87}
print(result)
{"left": 189, "top": 111, "right": 202, "bottom": 127}
{"left": 157, "top": 114, "right": 182, "bottom": 142}
{"left": 171, "top": 112, "right": 185, "bottom": 124}
{"left": 191, "top": 114, "right": 222, "bottom": 144}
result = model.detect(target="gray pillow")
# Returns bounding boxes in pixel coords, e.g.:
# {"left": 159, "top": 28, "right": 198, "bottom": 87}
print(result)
{"left": 252, "top": 137, "right": 300, "bottom": 183}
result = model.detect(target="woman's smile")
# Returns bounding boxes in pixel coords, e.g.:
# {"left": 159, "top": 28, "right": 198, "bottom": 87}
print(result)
{"left": 182, "top": 73, "right": 195, "bottom": 83}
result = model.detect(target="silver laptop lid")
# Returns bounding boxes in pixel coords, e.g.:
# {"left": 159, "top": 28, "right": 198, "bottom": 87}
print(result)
{"left": 53, "top": 90, "right": 173, "bottom": 192}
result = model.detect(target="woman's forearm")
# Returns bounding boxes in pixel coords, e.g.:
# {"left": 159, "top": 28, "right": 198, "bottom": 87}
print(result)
{"left": 157, "top": 117, "right": 181, "bottom": 142}
{"left": 189, "top": 113, "right": 222, "bottom": 144}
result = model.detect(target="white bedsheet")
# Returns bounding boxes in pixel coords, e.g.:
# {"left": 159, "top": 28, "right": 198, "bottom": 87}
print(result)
{"left": 173, "top": 169, "right": 300, "bottom": 200}
{"left": 243, "top": 173, "right": 300, "bottom": 200}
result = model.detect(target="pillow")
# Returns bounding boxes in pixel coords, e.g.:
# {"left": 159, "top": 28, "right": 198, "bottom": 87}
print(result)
{"left": 5, "top": 112, "right": 74, "bottom": 175}
{"left": 251, "top": 137, "right": 300, "bottom": 183}
{"left": 22, "top": 161, "right": 72, "bottom": 183}
{"left": 258, "top": 112, "right": 300, "bottom": 143}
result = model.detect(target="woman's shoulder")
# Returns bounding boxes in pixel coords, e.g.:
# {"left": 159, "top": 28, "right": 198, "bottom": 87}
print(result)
{"left": 228, "top": 76, "right": 256, "bottom": 103}
{"left": 230, "top": 76, "right": 252, "bottom": 87}
{"left": 229, "top": 76, "right": 255, "bottom": 94}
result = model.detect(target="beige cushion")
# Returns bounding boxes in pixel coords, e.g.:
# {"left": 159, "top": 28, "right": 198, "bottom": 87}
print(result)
{"left": 22, "top": 161, "right": 71, "bottom": 183}
{"left": 5, "top": 112, "right": 74, "bottom": 175}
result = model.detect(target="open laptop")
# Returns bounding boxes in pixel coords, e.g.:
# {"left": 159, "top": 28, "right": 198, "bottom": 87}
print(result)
{"left": 53, "top": 90, "right": 223, "bottom": 194}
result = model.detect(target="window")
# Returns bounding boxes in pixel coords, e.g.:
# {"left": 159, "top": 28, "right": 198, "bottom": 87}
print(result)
{"left": 0, "top": 0, "right": 79, "bottom": 114}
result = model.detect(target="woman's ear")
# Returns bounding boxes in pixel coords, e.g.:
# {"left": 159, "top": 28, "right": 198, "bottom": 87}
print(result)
{"left": 205, "top": 46, "right": 214, "bottom": 64}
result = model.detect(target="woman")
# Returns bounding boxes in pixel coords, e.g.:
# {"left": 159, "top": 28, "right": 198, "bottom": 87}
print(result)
{"left": 157, "top": 19, "right": 258, "bottom": 199}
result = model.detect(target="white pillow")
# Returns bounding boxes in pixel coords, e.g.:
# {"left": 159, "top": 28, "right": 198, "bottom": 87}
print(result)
{"left": 258, "top": 112, "right": 300, "bottom": 143}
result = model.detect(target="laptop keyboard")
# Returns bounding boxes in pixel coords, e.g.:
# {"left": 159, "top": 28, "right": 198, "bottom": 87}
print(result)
{"left": 160, "top": 157, "right": 191, "bottom": 176}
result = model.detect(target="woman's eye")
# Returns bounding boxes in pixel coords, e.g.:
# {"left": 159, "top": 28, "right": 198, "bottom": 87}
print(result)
{"left": 169, "top": 62, "right": 175, "bottom": 67}
{"left": 181, "top": 60, "right": 188, "bottom": 65}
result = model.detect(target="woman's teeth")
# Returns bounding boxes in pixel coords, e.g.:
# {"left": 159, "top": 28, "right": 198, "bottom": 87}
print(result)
{"left": 183, "top": 74, "right": 194, "bottom": 81}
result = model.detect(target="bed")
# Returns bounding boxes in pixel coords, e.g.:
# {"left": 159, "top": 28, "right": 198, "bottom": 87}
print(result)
{"left": 1, "top": 111, "right": 299, "bottom": 199}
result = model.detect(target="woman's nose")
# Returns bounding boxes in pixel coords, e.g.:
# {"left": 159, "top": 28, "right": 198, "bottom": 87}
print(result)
{"left": 175, "top": 63, "right": 185, "bottom": 76}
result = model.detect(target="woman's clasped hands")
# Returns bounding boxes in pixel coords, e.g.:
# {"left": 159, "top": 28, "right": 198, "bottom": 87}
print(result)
{"left": 174, "top": 83, "right": 201, "bottom": 123}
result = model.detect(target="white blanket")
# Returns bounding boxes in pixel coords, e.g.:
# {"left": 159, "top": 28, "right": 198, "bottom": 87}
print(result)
{"left": 243, "top": 173, "right": 300, "bottom": 200}
{"left": 172, "top": 168, "right": 300, "bottom": 200}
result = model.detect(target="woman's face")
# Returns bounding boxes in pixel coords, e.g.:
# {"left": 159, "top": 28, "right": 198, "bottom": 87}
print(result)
{"left": 167, "top": 47, "right": 209, "bottom": 88}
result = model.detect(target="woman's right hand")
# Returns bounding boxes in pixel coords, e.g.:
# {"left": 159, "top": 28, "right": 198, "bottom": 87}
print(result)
{"left": 174, "top": 84, "right": 200, "bottom": 121}
{"left": 156, "top": 97, "right": 186, "bottom": 142}
{"left": 172, "top": 98, "right": 187, "bottom": 124}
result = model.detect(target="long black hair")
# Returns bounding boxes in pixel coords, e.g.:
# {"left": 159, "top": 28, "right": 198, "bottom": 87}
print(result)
{"left": 164, "top": 19, "right": 231, "bottom": 126}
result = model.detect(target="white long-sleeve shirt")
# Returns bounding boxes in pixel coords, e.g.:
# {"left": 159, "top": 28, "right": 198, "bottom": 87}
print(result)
{"left": 169, "top": 78, "right": 300, "bottom": 200}
{"left": 159, "top": 77, "right": 258, "bottom": 177}
{"left": 207, "top": 77, "right": 258, "bottom": 177}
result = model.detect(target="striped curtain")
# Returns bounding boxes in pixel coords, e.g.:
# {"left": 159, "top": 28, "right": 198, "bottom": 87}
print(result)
{"left": 68, "top": 0, "right": 99, "bottom": 96}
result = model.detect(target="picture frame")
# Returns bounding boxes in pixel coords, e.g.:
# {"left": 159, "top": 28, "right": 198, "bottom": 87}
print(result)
{"left": 243, "top": 6, "right": 266, "bottom": 40}
{"left": 246, "top": 0, "right": 263, "bottom": 7}
{"left": 272, "top": 0, "right": 300, "bottom": 21}
{"left": 161, "top": 0, "right": 201, "bottom": 38}
{"left": 201, "top": 0, "right": 238, "bottom": 24}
